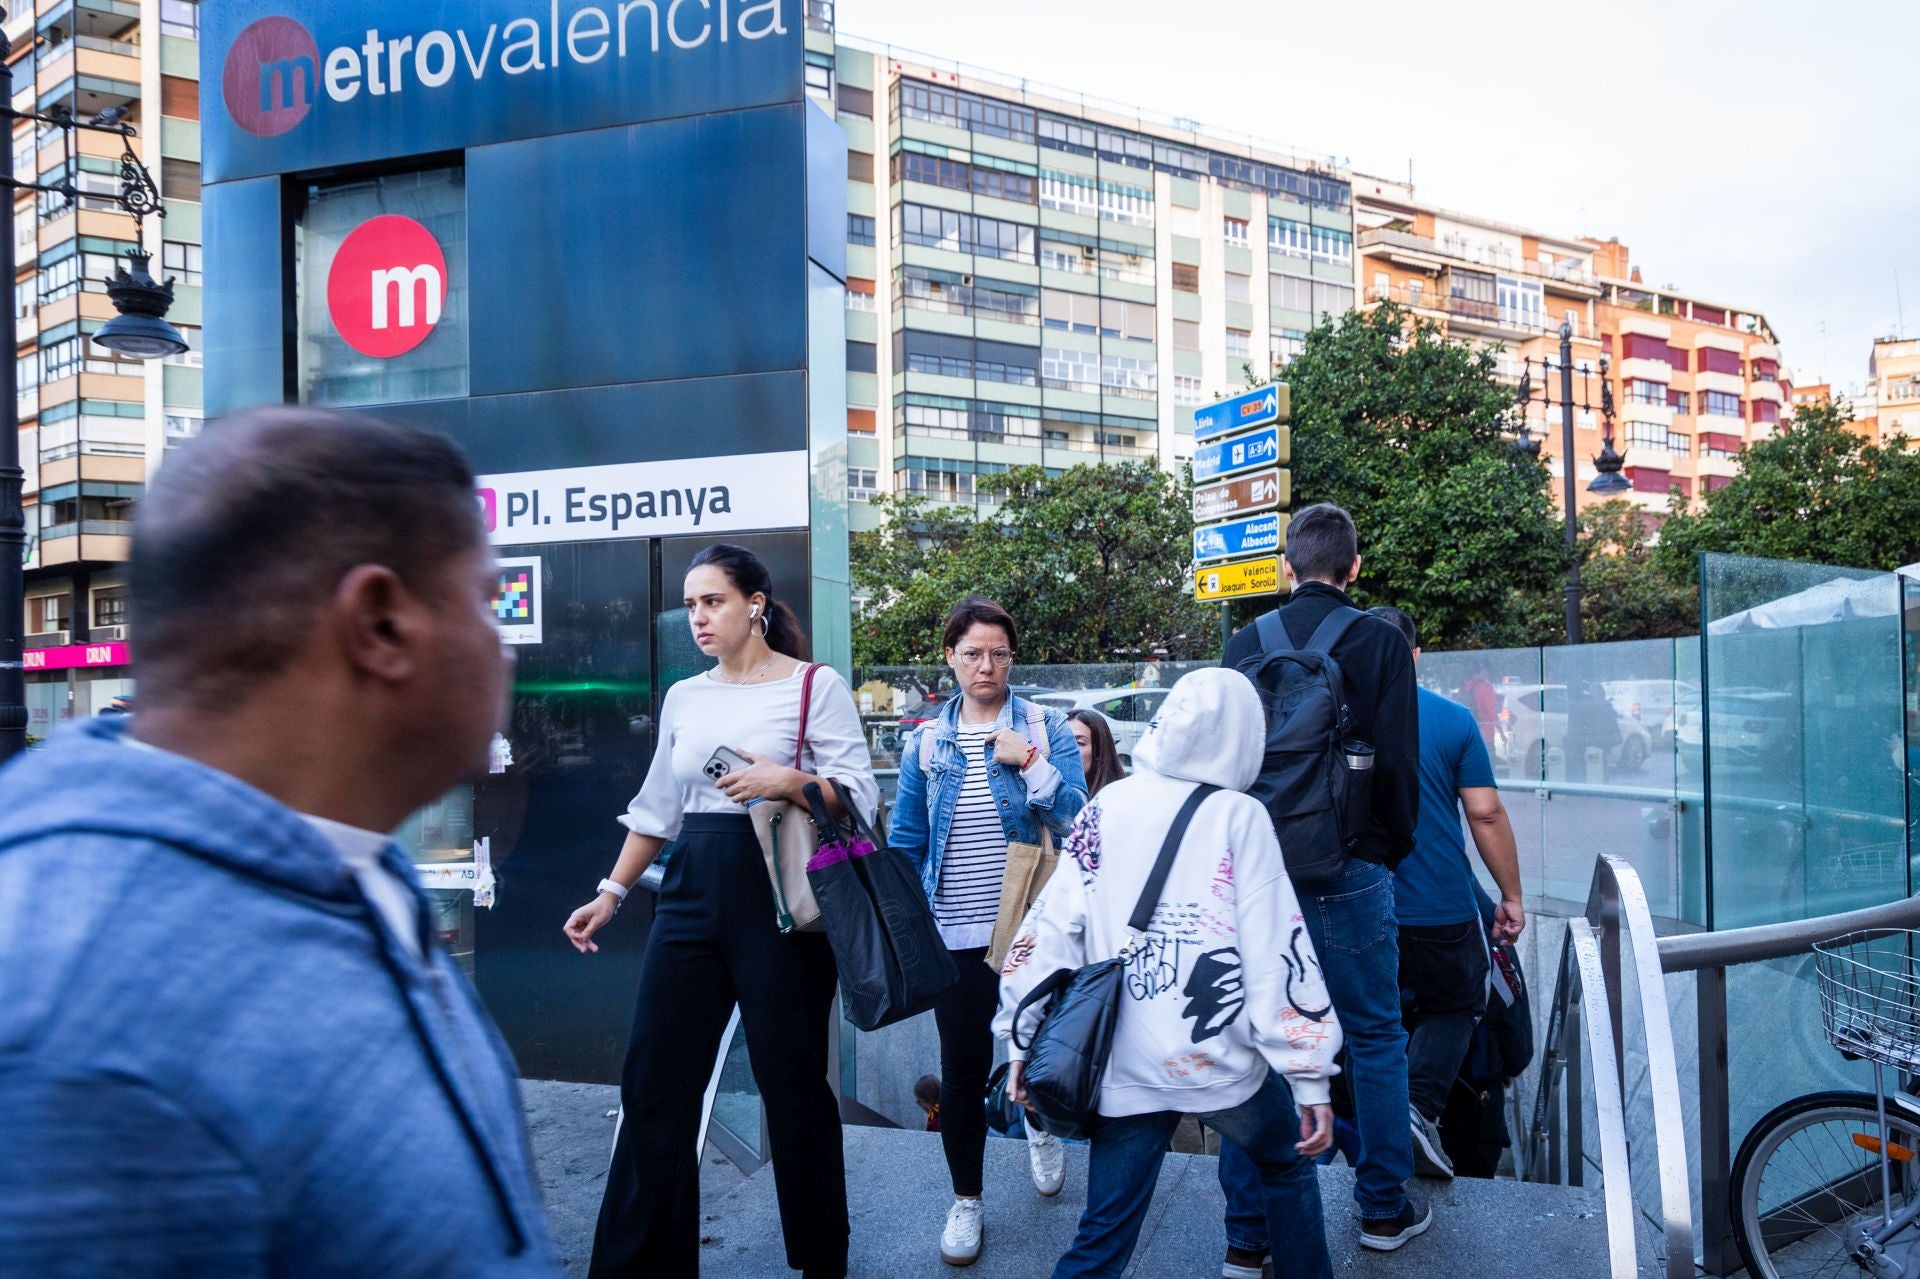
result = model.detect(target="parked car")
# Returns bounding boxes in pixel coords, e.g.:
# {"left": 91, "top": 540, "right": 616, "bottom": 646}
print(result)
{"left": 1495, "top": 683, "right": 1653, "bottom": 778}
{"left": 1674, "top": 687, "right": 1798, "bottom": 776}
{"left": 1602, "top": 679, "right": 1698, "bottom": 753}
{"left": 1029, "top": 686, "right": 1171, "bottom": 765}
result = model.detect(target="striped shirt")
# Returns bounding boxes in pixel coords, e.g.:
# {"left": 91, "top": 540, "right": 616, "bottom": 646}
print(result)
{"left": 933, "top": 720, "right": 1010, "bottom": 950}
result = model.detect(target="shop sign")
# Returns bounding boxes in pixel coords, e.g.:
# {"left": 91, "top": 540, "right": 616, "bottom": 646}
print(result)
{"left": 24, "top": 642, "right": 131, "bottom": 671}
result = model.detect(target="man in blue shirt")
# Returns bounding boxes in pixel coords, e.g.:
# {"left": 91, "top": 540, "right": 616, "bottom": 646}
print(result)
{"left": 1368, "top": 607, "right": 1525, "bottom": 1180}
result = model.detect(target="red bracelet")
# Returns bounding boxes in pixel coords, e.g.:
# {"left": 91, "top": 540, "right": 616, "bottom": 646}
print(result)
{"left": 1022, "top": 744, "right": 1038, "bottom": 771}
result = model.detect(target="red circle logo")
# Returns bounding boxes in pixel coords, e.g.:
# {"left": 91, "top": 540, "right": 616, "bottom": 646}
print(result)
{"left": 222, "top": 16, "right": 321, "bottom": 137}
{"left": 326, "top": 216, "right": 449, "bottom": 360}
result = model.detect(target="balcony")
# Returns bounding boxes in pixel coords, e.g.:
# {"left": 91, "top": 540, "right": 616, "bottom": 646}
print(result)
{"left": 1356, "top": 227, "right": 1600, "bottom": 291}
{"left": 1363, "top": 283, "right": 1594, "bottom": 339}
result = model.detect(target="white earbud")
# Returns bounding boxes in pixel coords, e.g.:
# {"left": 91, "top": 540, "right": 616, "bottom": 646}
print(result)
{"left": 749, "top": 605, "right": 760, "bottom": 619}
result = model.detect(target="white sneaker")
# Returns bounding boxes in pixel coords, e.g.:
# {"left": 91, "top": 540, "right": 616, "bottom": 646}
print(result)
{"left": 940, "top": 1197, "right": 984, "bottom": 1267}
{"left": 1027, "top": 1124, "right": 1066, "bottom": 1197}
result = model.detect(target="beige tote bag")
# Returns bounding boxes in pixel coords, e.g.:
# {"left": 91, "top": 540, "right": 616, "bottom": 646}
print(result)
{"left": 752, "top": 664, "right": 825, "bottom": 934}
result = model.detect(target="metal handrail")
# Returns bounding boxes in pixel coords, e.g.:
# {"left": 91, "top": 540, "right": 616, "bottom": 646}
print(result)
{"left": 1659, "top": 889, "right": 1920, "bottom": 1273}
{"left": 1526, "top": 854, "right": 1693, "bottom": 1277}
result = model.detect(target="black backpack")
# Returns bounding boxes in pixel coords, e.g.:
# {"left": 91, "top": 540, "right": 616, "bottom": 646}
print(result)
{"left": 1233, "top": 606, "right": 1376, "bottom": 888}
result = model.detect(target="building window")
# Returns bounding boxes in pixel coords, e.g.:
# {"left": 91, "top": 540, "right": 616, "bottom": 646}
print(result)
{"left": 1666, "top": 388, "right": 1691, "bottom": 414}
{"left": 1311, "top": 281, "right": 1354, "bottom": 317}
{"left": 897, "top": 81, "right": 1036, "bottom": 143}
{"left": 1496, "top": 275, "right": 1543, "bottom": 330}
{"left": 1095, "top": 179, "right": 1154, "bottom": 227}
{"left": 1700, "top": 389, "right": 1741, "bottom": 418}
{"left": 1172, "top": 374, "right": 1204, "bottom": 407}
{"left": 1270, "top": 329, "right": 1307, "bottom": 367}
{"left": 166, "top": 323, "right": 203, "bottom": 367}
{"left": 29, "top": 593, "right": 67, "bottom": 635}
{"left": 1173, "top": 319, "right": 1200, "bottom": 351}
{"left": 1224, "top": 329, "right": 1251, "bottom": 359}
{"left": 1041, "top": 345, "right": 1100, "bottom": 394}
{"left": 1696, "top": 347, "right": 1742, "bottom": 377}
{"left": 163, "top": 413, "right": 202, "bottom": 450}
{"left": 1309, "top": 225, "right": 1352, "bottom": 266}
{"left": 160, "top": 0, "right": 200, "bottom": 39}
{"left": 846, "top": 341, "right": 876, "bottom": 374}
{"left": 898, "top": 204, "right": 1035, "bottom": 263}
{"left": 1629, "top": 466, "right": 1673, "bottom": 495}
{"left": 847, "top": 151, "right": 873, "bottom": 184}
{"left": 93, "top": 587, "right": 127, "bottom": 627}
{"left": 836, "top": 83, "right": 873, "bottom": 118}
{"left": 1449, "top": 269, "right": 1496, "bottom": 321}
{"left": 1223, "top": 272, "right": 1250, "bottom": 303}
{"left": 1626, "top": 423, "right": 1671, "bottom": 451}
{"left": 1268, "top": 217, "right": 1310, "bottom": 258}
{"left": 1038, "top": 169, "right": 1098, "bottom": 218}
{"left": 1171, "top": 262, "right": 1200, "bottom": 293}
{"left": 1270, "top": 273, "right": 1312, "bottom": 312}
{"left": 845, "top": 278, "right": 875, "bottom": 311}
{"left": 805, "top": 60, "right": 833, "bottom": 95}
{"left": 161, "top": 158, "right": 201, "bottom": 201}
{"left": 1223, "top": 217, "right": 1249, "bottom": 247}
{"left": 1098, "top": 297, "right": 1155, "bottom": 341}
{"left": 848, "top": 214, "right": 875, "bottom": 246}
{"left": 1751, "top": 399, "right": 1779, "bottom": 425}
{"left": 161, "top": 240, "right": 202, "bottom": 286}
{"left": 847, "top": 467, "right": 877, "bottom": 503}
{"left": 1100, "top": 351, "right": 1156, "bottom": 399}
{"left": 1625, "top": 378, "right": 1667, "bottom": 405}
{"left": 1098, "top": 246, "right": 1153, "bottom": 285}
{"left": 1042, "top": 289, "right": 1100, "bottom": 333}
{"left": 1040, "top": 239, "right": 1093, "bottom": 275}
{"left": 1666, "top": 432, "right": 1691, "bottom": 455}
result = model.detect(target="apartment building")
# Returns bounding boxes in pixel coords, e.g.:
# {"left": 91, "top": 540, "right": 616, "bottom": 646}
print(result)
{"left": 1870, "top": 337, "right": 1920, "bottom": 444}
{"left": 806, "top": 17, "right": 1355, "bottom": 530}
{"left": 1354, "top": 176, "right": 1790, "bottom": 519}
{"left": 1790, "top": 379, "right": 1879, "bottom": 441}
{"left": 10, "top": 0, "right": 203, "bottom": 738}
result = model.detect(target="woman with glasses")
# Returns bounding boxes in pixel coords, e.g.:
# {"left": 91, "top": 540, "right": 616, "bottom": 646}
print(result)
{"left": 889, "top": 596, "right": 1089, "bottom": 1267}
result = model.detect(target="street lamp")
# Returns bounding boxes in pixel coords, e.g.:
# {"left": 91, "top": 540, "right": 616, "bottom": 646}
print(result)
{"left": 1515, "top": 321, "right": 1632, "bottom": 643}
{"left": 0, "top": 9, "right": 185, "bottom": 764}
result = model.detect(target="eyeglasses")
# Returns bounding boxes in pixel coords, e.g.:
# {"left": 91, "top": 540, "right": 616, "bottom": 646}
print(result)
{"left": 954, "top": 647, "right": 1015, "bottom": 669}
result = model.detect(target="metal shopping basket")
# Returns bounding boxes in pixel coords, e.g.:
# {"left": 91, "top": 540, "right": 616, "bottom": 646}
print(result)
{"left": 1814, "top": 929, "right": 1920, "bottom": 1072}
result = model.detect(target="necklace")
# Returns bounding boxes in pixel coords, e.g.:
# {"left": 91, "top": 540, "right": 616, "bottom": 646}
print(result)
{"left": 715, "top": 655, "right": 777, "bottom": 685}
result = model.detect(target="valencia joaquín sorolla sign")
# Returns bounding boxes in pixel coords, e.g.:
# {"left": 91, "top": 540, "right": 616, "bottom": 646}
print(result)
{"left": 1190, "top": 383, "right": 1292, "bottom": 601}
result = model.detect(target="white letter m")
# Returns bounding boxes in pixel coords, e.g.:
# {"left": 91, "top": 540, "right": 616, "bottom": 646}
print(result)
{"left": 370, "top": 264, "right": 443, "bottom": 330}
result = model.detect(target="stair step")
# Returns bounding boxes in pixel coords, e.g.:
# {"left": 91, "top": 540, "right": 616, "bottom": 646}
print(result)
{"left": 699, "top": 1125, "right": 1657, "bottom": 1277}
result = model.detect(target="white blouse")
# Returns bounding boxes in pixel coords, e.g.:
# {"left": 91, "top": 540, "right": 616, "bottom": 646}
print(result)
{"left": 620, "top": 663, "right": 880, "bottom": 841}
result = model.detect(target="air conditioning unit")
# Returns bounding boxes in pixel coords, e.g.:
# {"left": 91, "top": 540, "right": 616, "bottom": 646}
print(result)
{"left": 89, "top": 625, "right": 126, "bottom": 642}
{"left": 1079, "top": 244, "right": 1097, "bottom": 259}
{"left": 961, "top": 275, "right": 973, "bottom": 286}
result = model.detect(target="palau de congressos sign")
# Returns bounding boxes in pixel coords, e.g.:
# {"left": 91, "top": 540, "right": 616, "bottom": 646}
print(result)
{"left": 204, "top": 0, "right": 805, "bottom": 180}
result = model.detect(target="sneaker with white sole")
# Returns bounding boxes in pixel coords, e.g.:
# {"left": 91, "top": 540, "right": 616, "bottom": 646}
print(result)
{"left": 1027, "top": 1124, "right": 1066, "bottom": 1197}
{"left": 1221, "top": 1244, "right": 1271, "bottom": 1278}
{"left": 1359, "top": 1198, "right": 1433, "bottom": 1252}
{"left": 1409, "top": 1105, "right": 1455, "bottom": 1179}
{"left": 940, "top": 1197, "right": 984, "bottom": 1267}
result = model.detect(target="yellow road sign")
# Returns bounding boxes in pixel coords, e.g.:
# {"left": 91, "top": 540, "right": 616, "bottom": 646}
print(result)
{"left": 1194, "top": 556, "right": 1282, "bottom": 602}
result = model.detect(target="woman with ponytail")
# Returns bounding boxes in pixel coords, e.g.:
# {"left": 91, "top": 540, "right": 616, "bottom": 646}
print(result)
{"left": 564, "top": 543, "right": 877, "bottom": 1279}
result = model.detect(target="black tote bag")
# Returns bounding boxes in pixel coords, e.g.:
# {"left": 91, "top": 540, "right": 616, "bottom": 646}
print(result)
{"left": 802, "top": 781, "right": 956, "bottom": 1031}
{"left": 1008, "top": 783, "right": 1219, "bottom": 1139}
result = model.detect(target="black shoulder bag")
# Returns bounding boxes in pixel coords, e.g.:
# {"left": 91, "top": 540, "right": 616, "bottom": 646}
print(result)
{"left": 1008, "top": 783, "right": 1219, "bottom": 1139}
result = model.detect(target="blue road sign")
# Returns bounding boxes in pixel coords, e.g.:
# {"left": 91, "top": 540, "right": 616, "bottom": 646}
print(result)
{"left": 1193, "top": 512, "right": 1284, "bottom": 563}
{"left": 1192, "top": 425, "right": 1282, "bottom": 482}
{"left": 1192, "top": 384, "right": 1282, "bottom": 442}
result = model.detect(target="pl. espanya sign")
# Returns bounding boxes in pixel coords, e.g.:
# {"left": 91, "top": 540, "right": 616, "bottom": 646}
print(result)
{"left": 476, "top": 451, "right": 809, "bottom": 545}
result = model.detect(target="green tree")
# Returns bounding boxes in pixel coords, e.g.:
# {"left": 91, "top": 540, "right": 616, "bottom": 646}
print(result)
{"left": 851, "top": 461, "right": 1215, "bottom": 664}
{"left": 1656, "top": 399, "right": 1920, "bottom": 580}
{"left": 1257, "top": 304, "right": 1567, "bottom": 649}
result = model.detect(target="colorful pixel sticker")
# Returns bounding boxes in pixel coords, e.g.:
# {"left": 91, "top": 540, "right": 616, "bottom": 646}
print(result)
{"left": 490, "top": 557, "right": 543, "bottom": 646}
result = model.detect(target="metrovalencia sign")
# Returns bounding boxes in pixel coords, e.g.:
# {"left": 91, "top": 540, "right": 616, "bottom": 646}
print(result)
{"left": 204, "top": 0, "right": 806, "bottom": 181}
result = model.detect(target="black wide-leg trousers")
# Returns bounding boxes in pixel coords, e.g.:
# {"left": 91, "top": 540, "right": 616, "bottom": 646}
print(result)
{"left": 589, "top": 813, "right": 846, "bottom": 1277}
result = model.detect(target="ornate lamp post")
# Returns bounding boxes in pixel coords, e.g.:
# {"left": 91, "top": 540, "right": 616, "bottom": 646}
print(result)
{"left": 1515, "top": 320, "right": 1631, "bottom": 644}
{"left": 0, "top": 7, "right": 186, "bottom": 764}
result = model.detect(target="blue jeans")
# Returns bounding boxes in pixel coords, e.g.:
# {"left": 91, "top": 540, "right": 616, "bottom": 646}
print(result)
{"left": 1054, "top": 1073, "right": 1332, "bottom": 1279}
{"left": 1221, "top": 859, "right": 1410, "bottom": 1237}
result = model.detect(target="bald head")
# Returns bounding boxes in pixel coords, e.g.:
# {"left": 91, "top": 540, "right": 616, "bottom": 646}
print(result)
{"left": 130, "top": 406, "right": 484, "bottom": 710}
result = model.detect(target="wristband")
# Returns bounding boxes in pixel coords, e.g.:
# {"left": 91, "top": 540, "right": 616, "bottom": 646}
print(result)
{"left": 597, "top": 877, "right": 630, "bottom": 907}
{"left": 1022, "top": 744, "right": 1038, "bottom": 771}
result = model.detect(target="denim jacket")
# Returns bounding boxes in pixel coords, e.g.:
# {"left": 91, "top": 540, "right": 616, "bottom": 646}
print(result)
{"left": 889, "top": 693, "right": 1090, "bottom": 902}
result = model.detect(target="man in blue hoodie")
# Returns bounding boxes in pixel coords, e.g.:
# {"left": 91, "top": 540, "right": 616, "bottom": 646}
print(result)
{"left": 0, "top": 407, "right": 559, "bottom": 1276}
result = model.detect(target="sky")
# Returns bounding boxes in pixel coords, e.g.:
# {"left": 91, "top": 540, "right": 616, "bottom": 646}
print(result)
{"left": 835, "top": 0, "right": 1920, "bottom": 391}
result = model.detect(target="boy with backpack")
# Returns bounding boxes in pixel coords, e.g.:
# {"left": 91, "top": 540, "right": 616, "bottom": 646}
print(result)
{"left": 1216, "top": 503, "right": 1426, "bottom": 1269}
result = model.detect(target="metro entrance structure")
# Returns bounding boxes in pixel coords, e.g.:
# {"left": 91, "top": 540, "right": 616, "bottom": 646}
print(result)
{"left": 201, "top": 1, "right": 851, "bottom": 1161}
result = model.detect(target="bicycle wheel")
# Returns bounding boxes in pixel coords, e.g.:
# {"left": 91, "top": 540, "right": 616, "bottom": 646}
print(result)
{"left": 1733, "top": 1090, "right": 1920, "bottom": 1278}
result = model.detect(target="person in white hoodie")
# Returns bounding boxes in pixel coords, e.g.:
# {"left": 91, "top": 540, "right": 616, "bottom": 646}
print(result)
{"left": 995, "top": 668, "right": 1341, "bottom": 1279}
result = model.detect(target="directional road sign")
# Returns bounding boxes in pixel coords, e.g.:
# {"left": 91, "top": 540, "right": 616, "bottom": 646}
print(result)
{"left": 1192, "top": 424, "right": 1288, "bottom": 483}
{"left": 1194, "top": 556, "right": 1282, "bottom": 602}
{"left": 1193, "top": 511, "right": 1286, "bottom": 564}
{"left": 1192, "top": 383, "right": 1290, "bottom": 442}
{"left": 1192, "top": 468, "right": 1288, "bottom": 523}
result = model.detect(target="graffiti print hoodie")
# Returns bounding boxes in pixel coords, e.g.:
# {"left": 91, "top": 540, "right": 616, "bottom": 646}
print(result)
{"left": 994, "top": 667, "right": 1342, "bottom": 1114}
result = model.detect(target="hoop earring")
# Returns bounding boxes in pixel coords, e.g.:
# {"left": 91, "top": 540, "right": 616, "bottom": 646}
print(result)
{"left": 758, "top": 612, "right": 771, "bottom": 639}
